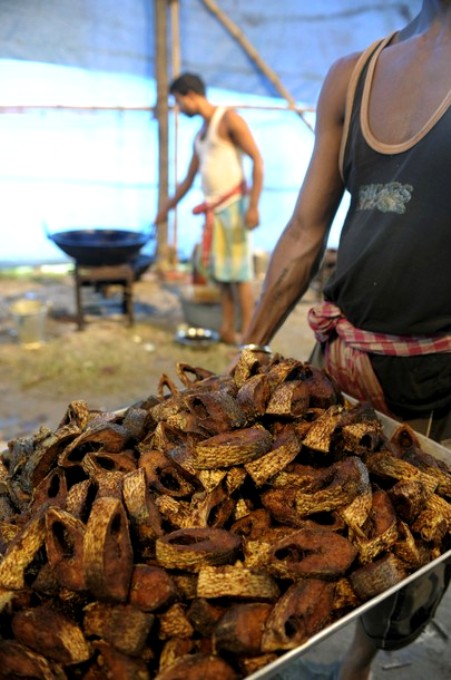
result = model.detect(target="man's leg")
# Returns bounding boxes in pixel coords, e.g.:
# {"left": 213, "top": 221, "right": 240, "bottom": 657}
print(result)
{"left": 236, "top": 280, "right": 254, "bottom": 337}
{"left": 336, "top": 619, "right": 376, "bottom": 680}
{"left": 218, "top": 282, "right": 236, "bottom": 344}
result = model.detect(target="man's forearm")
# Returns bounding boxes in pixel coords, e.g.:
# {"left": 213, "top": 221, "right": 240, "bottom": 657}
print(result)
{"left": 243, "top": 223, "right": 325, "bottom": 345}
{"left": 248, "top": 158, "right": 264, "bottom": 208}
{"left": 243, "top": 265, "right": 309, "bottom": 345}
{"left": 168, "top": 178, "right": 193, "bottom": 208}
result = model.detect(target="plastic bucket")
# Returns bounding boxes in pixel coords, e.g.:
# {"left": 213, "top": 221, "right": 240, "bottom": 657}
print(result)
{"left": 10, "top": 297, "right": 48, "bottom": 349}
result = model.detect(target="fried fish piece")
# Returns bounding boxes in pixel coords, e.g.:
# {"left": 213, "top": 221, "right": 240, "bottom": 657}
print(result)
{"left": 302, "top": 364, "right": 343, "bottom": 408}
{"left": 236, "top": 373, "right": 272, "bottom": 419}
{"left": 197, "top": 564, "right": 280, "bottom": 602}
{"left": 392, "top": 520, "right": 432, "bottom": 569}
{"left": 139, "top": 449, "right": 197, "bottom": 498}
{"left": 268, "top": 527, "right": 357, "bottom": 579}
{"left": 122, "top": 467, "right": 164, "bottom": 544}
{"left": 156, "top": 528, "right": 241, "bottom": 572}
{"left": 261, "top": 579, "right": 334, "bottom": 651}
{"left": 262, "top": 457, "right": 369, "bottom": 519}
{"left": 176, "top": 363, "right": 216, "bottom": 387}
{"left": 244, "top": 431, "right": 300, "bottom": 487}
{"left": 213, "top": 602, "right": 272, "bottom": 655}
{"left": 365, "top": 452, "right": 439, "bottom": 494}
{"left": 0, "top": 515, "right": 45, "bottom": 591}
{"left": 411, "top": 493, "right": 451, "bottom": 543}
{"left": 352, "top": 489, "right": 399, "bottom": 564}
{"left": 83, "top": 496, "right": 133, "bottom": 602}
{"left": 302, "top": 405, "right": 344, "bottom": 453}
{"left": 183, "top": 390, "right": 245, "bottom": 435}
{"left": 93, "top": 640, "right": 152, "bottom": 680}
{"left": 129, "top": 564, "right": 177, "bottom": 612}
{"left": 155, "top": 653, "right": 238, "bottom": 680}
{"left": 187, "top": 598, "right": 225, "bottom": 637}
{"left": 194, "top": 427, "right": 272, "bottom": 469}
{"left": 158, "top": 603, "right": 194, "bottom": 640}
{"left": 350, "top": 553, "right": 407, "bottom": 601}
{"left": 0, "top": 639, "right": 65, "bottom": 680}
{"left": 388, "top": 478, "right": 431, "bottom": 522}
{"left": 265, "top": 380, "right": 310, "bottom": 417}
{"left": 45, "top": 507, "right": 86, "bottom": 592}
{"left": 12, "top": 604, "right": 91, "bottom": 665}
{"left": 83, "top": 601, "right": 153, "bottom": 656}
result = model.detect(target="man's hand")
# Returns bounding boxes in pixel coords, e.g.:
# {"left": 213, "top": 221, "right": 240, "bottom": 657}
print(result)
{"left": 245, "top": 205, "right": 260, "bottom": 230}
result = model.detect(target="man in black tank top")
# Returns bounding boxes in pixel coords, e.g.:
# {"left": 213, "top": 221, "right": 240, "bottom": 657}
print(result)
{"left": 237, "top": 2, "right": 451, "bottom": 679}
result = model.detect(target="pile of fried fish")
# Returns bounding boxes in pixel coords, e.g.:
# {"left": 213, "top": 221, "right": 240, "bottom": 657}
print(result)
{"left": 0, "top": 350, "right": 450, "bottom": 679}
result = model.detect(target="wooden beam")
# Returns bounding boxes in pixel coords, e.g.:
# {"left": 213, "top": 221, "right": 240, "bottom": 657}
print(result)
{"left": 201, "top": 0, "right": 313, "bottom": 132}
{"left": 154, "top": 0, "right": 169, "bottom": 263}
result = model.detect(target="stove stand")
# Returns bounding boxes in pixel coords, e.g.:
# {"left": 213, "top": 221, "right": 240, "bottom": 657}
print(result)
{"left": 74, "top": 263, "right": 135, "bottom": 329}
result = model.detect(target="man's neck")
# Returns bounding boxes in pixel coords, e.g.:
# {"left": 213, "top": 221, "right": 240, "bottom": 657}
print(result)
{"left": 401, "top": 0, "right": 451, "bottom": 39}
{"left": 198, "top": 100, "right": 216, "bottom": 122}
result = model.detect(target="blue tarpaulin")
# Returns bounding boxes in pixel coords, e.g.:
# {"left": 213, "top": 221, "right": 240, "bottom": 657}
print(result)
{"left": 0, "top": 1, "right": 421, "bottom": 265}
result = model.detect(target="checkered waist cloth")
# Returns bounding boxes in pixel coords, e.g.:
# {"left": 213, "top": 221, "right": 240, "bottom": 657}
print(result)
{"left": 307, "top": 302, "right": 451, "bottom": 415}
{"left": 193, "top": 181, "right": 247, "bottom": 267}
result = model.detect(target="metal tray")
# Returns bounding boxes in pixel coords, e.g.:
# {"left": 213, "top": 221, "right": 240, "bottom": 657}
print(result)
{"left": 246, "top": 408, "right": 451, "bottom": 680}
{"left": 174, "top": 326, "right": 220, "bottom": 347}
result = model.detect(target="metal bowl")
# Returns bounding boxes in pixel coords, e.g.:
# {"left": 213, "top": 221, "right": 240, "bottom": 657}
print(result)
{"left": 48, "top": 228, "right": 154, "bottom": 266}
{"left": 174, "top": 326, "right": 220, "bottom": 348}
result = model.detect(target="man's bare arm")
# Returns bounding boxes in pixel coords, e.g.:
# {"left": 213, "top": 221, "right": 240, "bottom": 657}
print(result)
{"left": 224, "top": 109, "right": 264, "bottom": 228}
{"left": 241, "top": 53, "right": 360, "bottom": 346}
{"left": 154, "top": 149, "right": 200, "bottom": 224}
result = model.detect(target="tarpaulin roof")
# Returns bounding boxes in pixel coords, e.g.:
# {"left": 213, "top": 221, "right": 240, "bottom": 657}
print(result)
{"left": 0, "top": 0, "right": 421, "bottom": 108}
{"left": 0, "top": 1, "right": 423, "bottom": 266}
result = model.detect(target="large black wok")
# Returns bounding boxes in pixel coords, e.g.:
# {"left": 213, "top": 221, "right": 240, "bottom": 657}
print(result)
{"left": 48, "top": 227, "right": 154, "bottom": 266}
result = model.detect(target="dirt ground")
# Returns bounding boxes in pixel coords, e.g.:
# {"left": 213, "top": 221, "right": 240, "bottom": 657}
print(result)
{"left": 0, "top": 264, "right": 450, "bottom": 679}
{"left": 0, "top": 265, "right": 315, "bottom": 446}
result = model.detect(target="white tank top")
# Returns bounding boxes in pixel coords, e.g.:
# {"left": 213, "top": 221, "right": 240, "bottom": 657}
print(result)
{"left": 194, "top": 106, "right": 244, "bottom": 205}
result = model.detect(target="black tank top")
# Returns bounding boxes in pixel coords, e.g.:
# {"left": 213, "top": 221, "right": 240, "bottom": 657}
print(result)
{"left": 324, "top": 37, "right": 451, "bottom": 415}
{"left": 325, "top": 38, "right": 451, "bottom": 336}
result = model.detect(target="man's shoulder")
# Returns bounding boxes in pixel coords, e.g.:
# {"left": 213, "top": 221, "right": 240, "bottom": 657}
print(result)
{"left": 326, "top": 50, "right": 364, "bottom": 85}
{"left": 219, "top": 107, "right": 247, "bottom": 136}
{"left": 221, "top": 107, "right": 238, "bottom": 123}
{"left": 319, "top": 40, "right": 384, "bottom": 122}
{"left": 327, "top": 35, "right": 388, "bottom": 85}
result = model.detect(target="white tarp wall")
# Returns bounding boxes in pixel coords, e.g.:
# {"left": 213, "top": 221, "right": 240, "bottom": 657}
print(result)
{"left": 0, "top": 0, "right": 421, "bottom": 265}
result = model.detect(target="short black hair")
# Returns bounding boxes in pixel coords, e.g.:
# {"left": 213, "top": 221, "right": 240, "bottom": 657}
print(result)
{"left": 169, "top": 73, "right": 206, "bottom": 97}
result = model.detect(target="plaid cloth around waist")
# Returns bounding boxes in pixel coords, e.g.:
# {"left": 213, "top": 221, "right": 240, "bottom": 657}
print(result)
{"left": 308, "top": 302, "right": 451, "bottom": 356}
{"left": 307, "top": 302, "right": 451, "bottom": 415}
{"left": 193, "top": 181, "right": 247, "bottom": 267}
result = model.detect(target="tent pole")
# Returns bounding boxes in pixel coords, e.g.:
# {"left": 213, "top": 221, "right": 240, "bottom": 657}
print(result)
{"left": 154, "top": 0, "right": 170, "bottom": 267}
{"left": 169, "top": 0, "right": 181, "bottom": 257}
{"left": 200, "top": 0, "right": 313, "bottom": 132}
{"left": 169, "top": 0, "right": 181, "bottom": 76}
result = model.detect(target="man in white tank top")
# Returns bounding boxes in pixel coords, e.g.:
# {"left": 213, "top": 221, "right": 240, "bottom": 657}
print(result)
{"left": 154, "top": 73, "right": 264, "bottom": 345}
